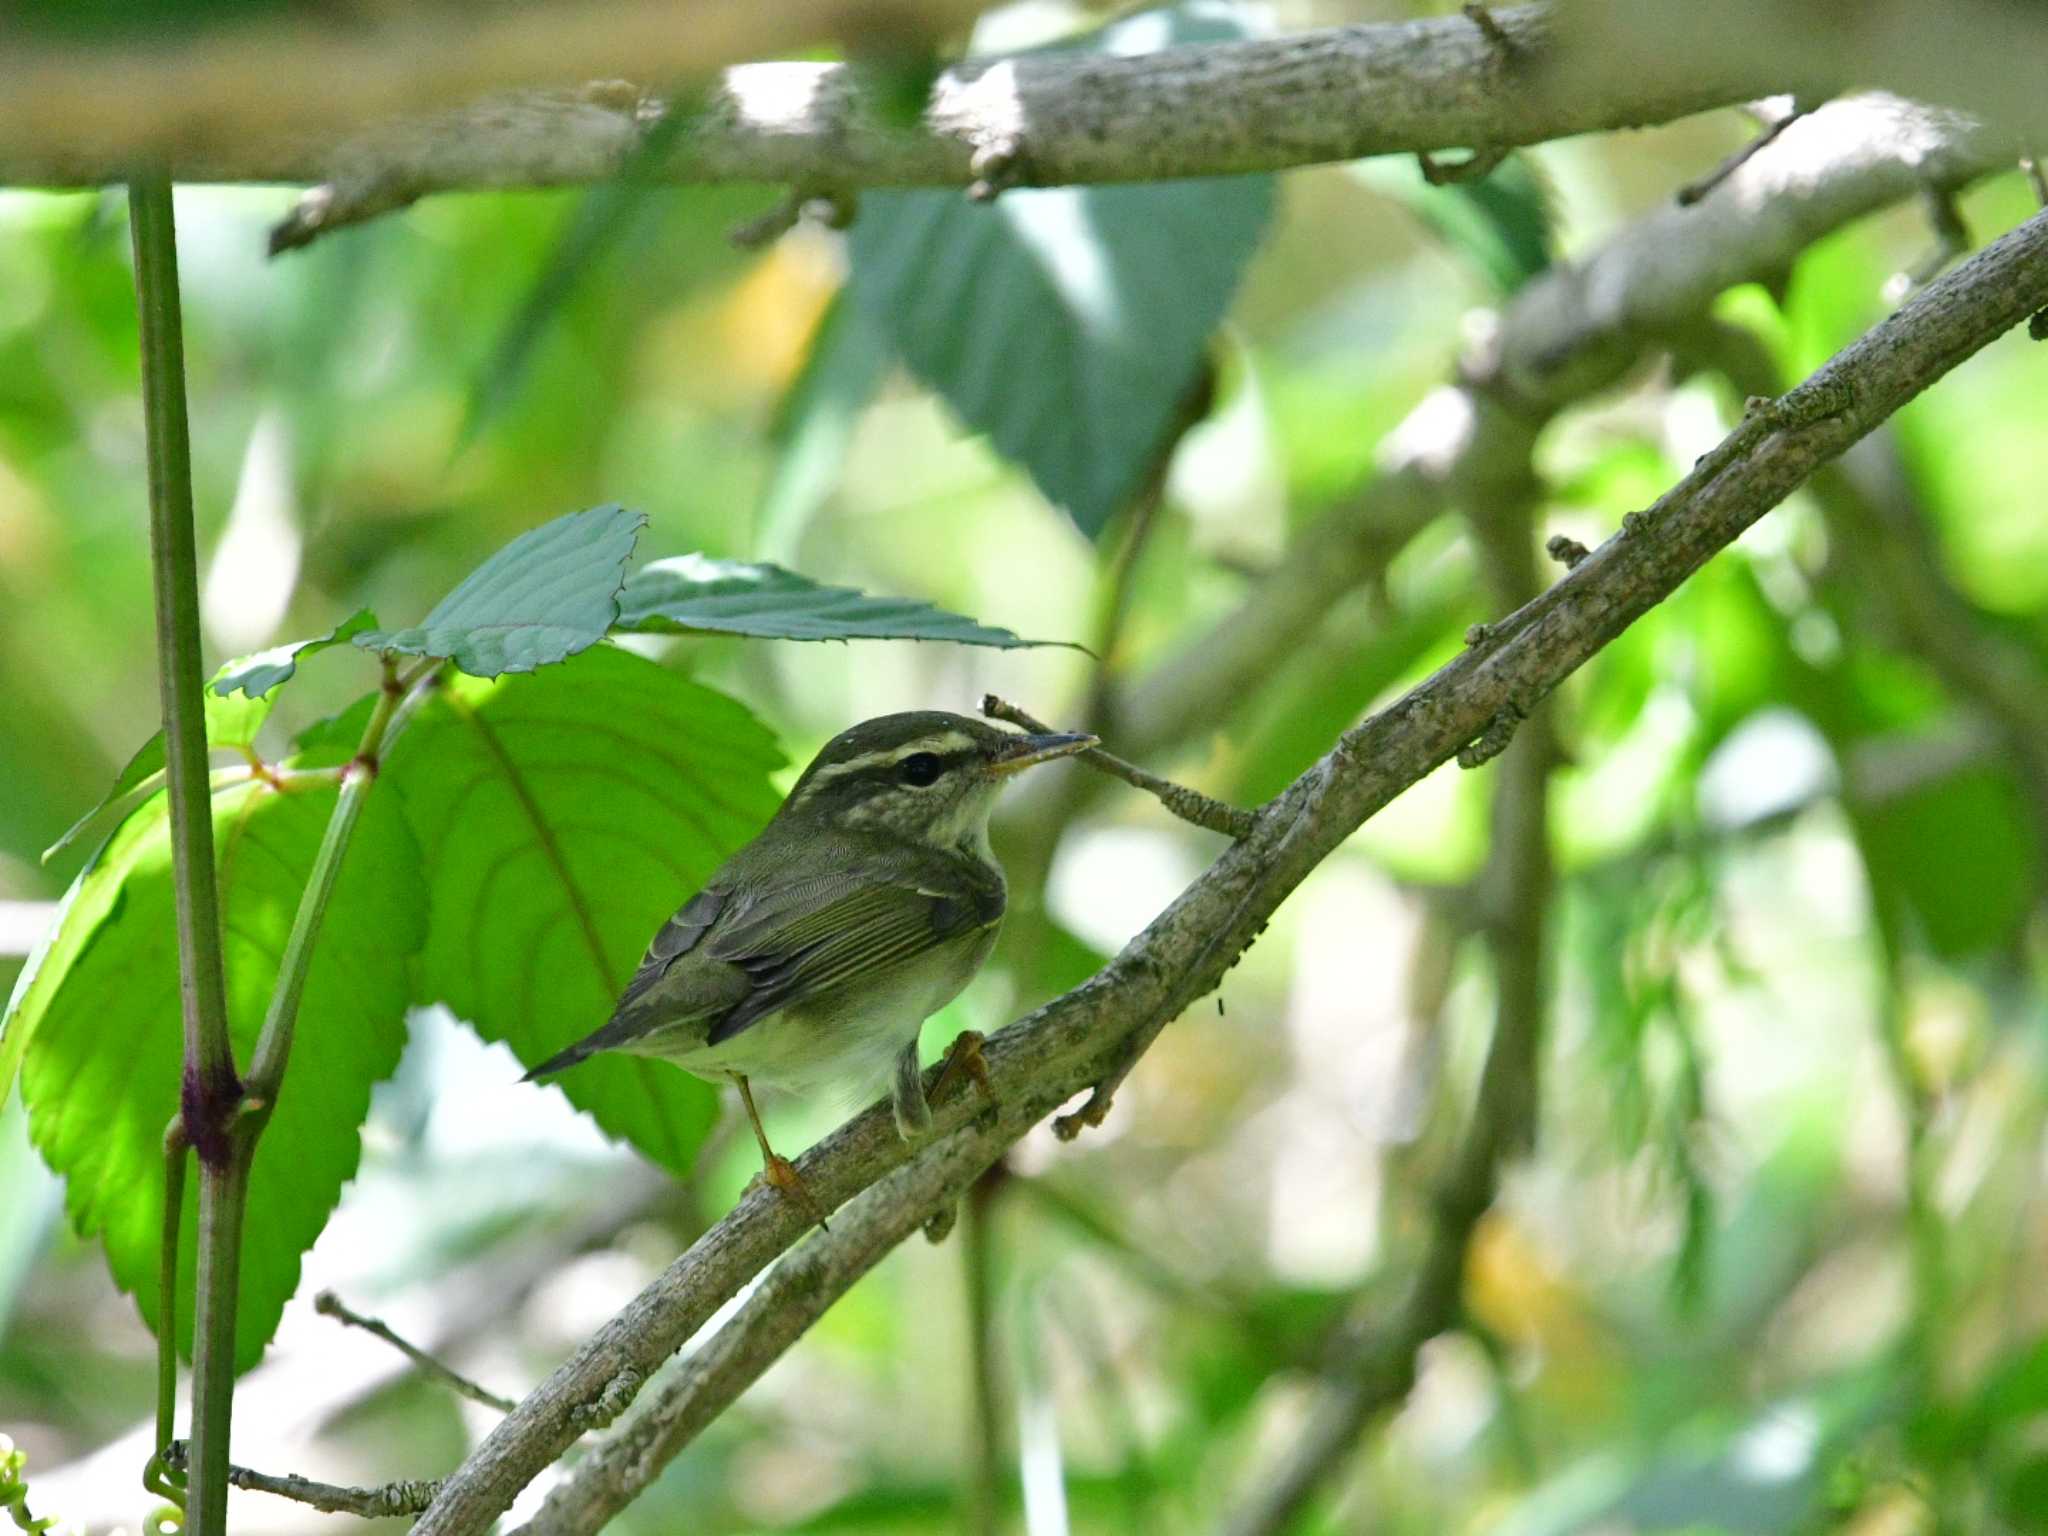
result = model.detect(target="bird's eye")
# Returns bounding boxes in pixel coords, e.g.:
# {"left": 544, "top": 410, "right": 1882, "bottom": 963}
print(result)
{"left": 900, "top": 752, "right": 943, "bottom": 787}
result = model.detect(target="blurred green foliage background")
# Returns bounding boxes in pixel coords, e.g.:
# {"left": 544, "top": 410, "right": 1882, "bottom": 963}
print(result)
{"left": 4, "top": 3, "right": 2048, "bottom": 1530}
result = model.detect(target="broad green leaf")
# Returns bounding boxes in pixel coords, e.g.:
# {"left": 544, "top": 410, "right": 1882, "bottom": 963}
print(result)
{"left": 40, "top": 648, "right": 303, "bottom": 868}
{"left": 356, "top": 504, "right": 645, "bottom": 677}
{"left": 2, "top": 835, "right": 129, "bottom": 1104}
{"left": 616, "top": 555, "right": 1062, "bottom": 648}
{"left": 846, "top": 10, "right": 1274, "bottom": 538}
{"left": 755, "top": 293, "right": 892, "bottom": 560}
{"left": 210, "top": 607, "right": 377, "bottom": 700}
{"left": 16, "top": 770, "right": 428, "bottom": 1368}
{"left": 1851, "top": 763, "right": 2035, "bottom": 958}
{"left": 40, "top": 732, "right": 168, "bottom": 869}
{"left": 1354, "top": 152, "right": 1554, "bottom": 296}
{"left": 384, "top": 645, "right": 783, "bottom": 1170}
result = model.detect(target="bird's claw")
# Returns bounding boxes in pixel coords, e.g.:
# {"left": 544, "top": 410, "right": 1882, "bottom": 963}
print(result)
{"left": 929, "top": 1029, "right": 993, "bottom": 1108}
{"left": 751, "top": 1152, "right": 830, "bottom": 1232}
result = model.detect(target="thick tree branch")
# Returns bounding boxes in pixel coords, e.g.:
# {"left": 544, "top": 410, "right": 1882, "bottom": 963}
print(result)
{"left": 0, "top": 0, "right": 980, "bottom": 191}
{"left": 1679, "top": 319, "right": 2048, "bottom": 881}
{"left": 515, "top": 1117, "right": 1011, "bottom": 1535}
{"left": 412, "top": 204, "right": 2048, "bottom": 1536}
{"left": 1494, "top": 95, "right": 1997, "bottom": 405}
{"left": 1555, "top": 0, "right": 2048, "bottom": 145}
{"left": 0, "top": 5, "right": 1813, "bottom": 248}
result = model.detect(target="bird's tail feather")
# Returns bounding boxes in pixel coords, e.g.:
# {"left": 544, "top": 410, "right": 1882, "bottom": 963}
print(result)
{"left": 522, "top": 1011, "right": 645, "bottom": 1081}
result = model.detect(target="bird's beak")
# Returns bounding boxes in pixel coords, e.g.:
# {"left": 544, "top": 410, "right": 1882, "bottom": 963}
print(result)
{"left": 986, "top": 730, "right": 1098, "bottom": 777}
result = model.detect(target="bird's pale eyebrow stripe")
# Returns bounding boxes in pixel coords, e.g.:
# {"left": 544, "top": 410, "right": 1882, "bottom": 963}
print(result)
{"left": 798, "top": 731, "right": 980, "bottom": 792}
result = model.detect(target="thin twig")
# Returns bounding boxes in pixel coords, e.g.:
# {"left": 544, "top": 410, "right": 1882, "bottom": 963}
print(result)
{"left": 981, "top": 696, "right": 1258, "bottom": 840}
{"left": 1899, "top": 185, "right": 1972, "bottom": 290}
{"left": 1676, "top": 96, "right": 1811, "bottom": 206}
{"left": 1417, "top": 143, "right": 1508, "bottom": 185}
{"left": 162, "top": 1443, "right": 439, "bottom": 1517}
{"left": 314, "top": 1291, "right": 516, "bottom": 1413}
{"left": 1462, "top": 3, "right": 1516, "bottom": 52}
{"left": 2025, "top": 153, "right": 2048, "bottom": 208}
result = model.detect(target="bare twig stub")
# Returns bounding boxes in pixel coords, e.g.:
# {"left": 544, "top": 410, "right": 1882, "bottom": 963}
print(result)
{"left": 410, "top": 208, "right": 2048, "bottom": 1535}
{"left": 981, "top": 695, "right": 1259, "bottom": 840}
{"left": 314, "top": 1290, "right": 517, "bottom": 1413}
{"left": 1675, "top": 96, "right": 1812, "bottom": 206}
{"left": 163, "top": 1441, "right": 440, "bottom": 1517}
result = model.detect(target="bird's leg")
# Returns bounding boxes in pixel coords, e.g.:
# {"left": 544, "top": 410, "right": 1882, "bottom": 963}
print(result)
{"left": 733, "top": 1073, "right": 828, "bottom": 1231}
{"left": 891, "top": 1039, "right": 933, "bottom": 1142}
{"left": 928, "top": 1029, "right": 993, "bottom": 1108}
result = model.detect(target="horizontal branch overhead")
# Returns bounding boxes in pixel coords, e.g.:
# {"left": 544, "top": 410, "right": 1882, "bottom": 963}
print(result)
{"left": 0, "top": 4, "right": 1818, "bottom": 246}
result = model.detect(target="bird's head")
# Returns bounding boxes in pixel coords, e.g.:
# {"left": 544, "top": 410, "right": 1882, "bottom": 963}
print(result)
{"left": 776, "top": 711, "right": 1096, "bottom": 852}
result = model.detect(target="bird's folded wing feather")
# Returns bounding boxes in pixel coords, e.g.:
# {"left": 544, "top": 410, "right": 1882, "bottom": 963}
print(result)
{"left": 701, "top": 868, "right": 999, "bottom": 1045}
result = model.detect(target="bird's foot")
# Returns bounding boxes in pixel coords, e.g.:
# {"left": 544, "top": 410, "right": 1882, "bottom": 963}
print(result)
{"left": 893, "top": 1061, "right": 934, "bottom": 1143}
{"left": 749, "top": 1152, "right": 830, "bottom": 1232}
{"left": 929, "top": 1029, "right": 993, "bottom": 1108}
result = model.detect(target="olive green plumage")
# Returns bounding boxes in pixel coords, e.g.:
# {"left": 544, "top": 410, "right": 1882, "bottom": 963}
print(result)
{"left": 526, "top": 711, "right": 1094, "bottom": 1187}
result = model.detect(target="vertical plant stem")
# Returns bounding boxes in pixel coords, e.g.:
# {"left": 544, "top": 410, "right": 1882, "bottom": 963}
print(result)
{"left": 961, "top": 1179, "right": 1003, "bottom": 1536}
{"left": 129, "top": 172, "right": 241, "bottom": 1536}
{"left": 130, "top": 176, "right": 234, "bottom": 1094}
{"left": 155, "top": 1120, "right": 187, "bottom": 1468}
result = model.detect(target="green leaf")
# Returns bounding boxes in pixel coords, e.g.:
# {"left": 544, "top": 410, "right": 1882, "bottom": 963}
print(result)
{"left": 384, "top": 645, "right": 784, "bottom": 1171}
{"left": 3, "top": 835, "right": 130, "bottom": 1105}
{"left": 754, "top": 293, "right": 893, "bottom": 560}
{"left": 616, "top": 555, "right": 1063, "bottom": 648}
{"left": 39, "top": 733, "right": 167, "bottom": 869}
{"left": 210, "top": 607, "right": 378, "bottom": 700}
{"left": 39, "top": 648, "right": 307, "bottom": 868}
{"left": 1357, "top": 152, "right": 1554, "bottom": 296}
{"left": 1852, "top": 762, "right": 2036, "bottom": 958}
{"left": 356, "top": 504, "right": 646, "bottom": 677}
{"left": 15, "top": 772, "right": 428, "bottom": 1368}
{"left": 845, "top": 9, "right": 1274, "bottom": 538}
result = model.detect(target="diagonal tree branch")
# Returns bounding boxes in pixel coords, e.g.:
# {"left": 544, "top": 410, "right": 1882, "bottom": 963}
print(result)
{"left": 411, "top": 204, "right": 2048, "bottom": 1536}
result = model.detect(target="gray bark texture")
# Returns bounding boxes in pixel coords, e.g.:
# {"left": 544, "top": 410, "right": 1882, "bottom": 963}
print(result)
{"left": 0, "top": 5, "right": 1812, "bottom": 248}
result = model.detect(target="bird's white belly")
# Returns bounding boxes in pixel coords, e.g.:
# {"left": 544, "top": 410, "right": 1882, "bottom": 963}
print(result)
{"left": 666, "top": 937, "right": 989, "bottom": 1108}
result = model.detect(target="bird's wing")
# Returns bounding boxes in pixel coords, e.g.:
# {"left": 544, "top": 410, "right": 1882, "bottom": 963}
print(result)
{"left": 701, "top": 860, "right": 1004, "bottom": 1046}
{"left": 523, "top": 885, "right": 737, "bottom": 1077}
{"left": 526, "top": 850, "right": 1001, "bottom": 1078}
{"left": 611, "top": 885, "right": 726, "bottom": 1016}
